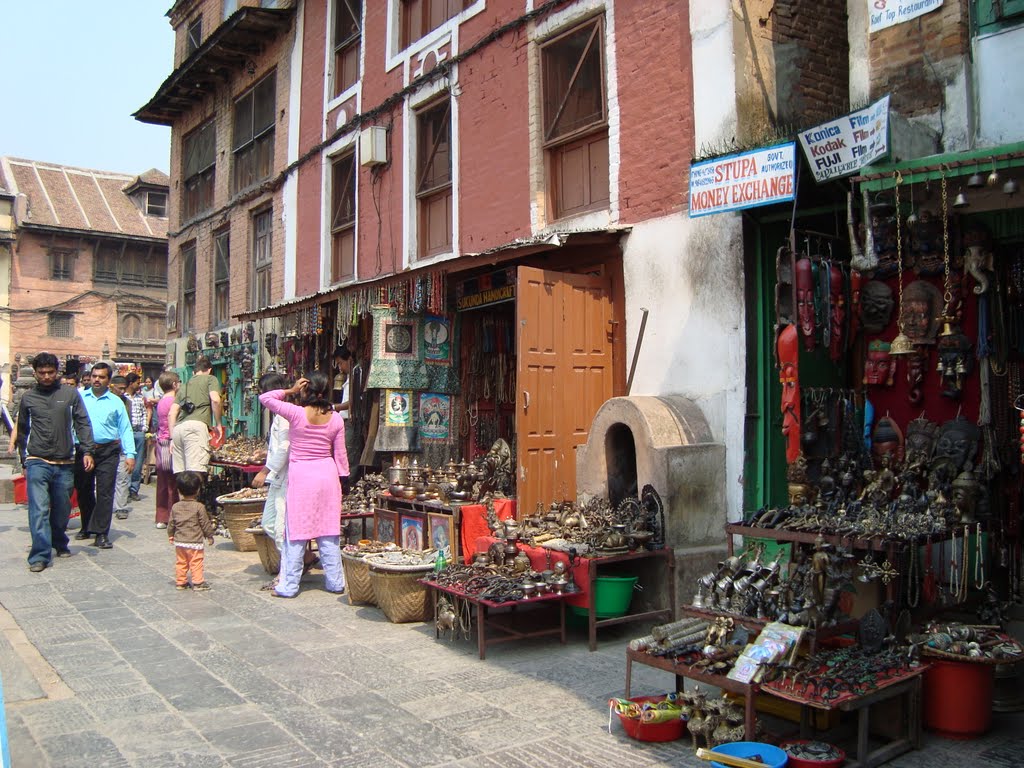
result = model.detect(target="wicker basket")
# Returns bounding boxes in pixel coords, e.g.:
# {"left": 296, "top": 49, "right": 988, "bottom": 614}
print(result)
{"left": 251, "top": 529, "right": 280, "bottom": 574}
{"left": 217, "top": 497, "right": 264, "bottom": 552}
{"left": 368, "top": 563, "right": 434, "bottom": 623}
{"left": 341, "top": 552, "right": 376, "bottom": 605}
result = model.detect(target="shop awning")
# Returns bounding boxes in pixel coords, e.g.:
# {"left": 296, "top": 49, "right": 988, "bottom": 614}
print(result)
{"left": 854, "top": 141, "right": 1024, "bottom": 191}
{"left": 134, "top": 6, "right": 295, "bottom": 126}
{"left": 234, "top": 228, "right": 628, "bottom": 321}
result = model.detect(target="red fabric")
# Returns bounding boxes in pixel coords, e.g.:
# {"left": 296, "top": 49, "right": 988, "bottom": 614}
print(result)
{"left": 472, "top": 536, "right": 591, "bottom": 608}
{"left": 459, "top": 499, "right": 515, "bottom": 563}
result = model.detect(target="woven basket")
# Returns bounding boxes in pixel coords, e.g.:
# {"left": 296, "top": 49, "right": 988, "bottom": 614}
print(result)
{"left": 251, "top": 530, "right": 280, "bottom": 574}
{"left": 369, "top": 564, "right": 434, "bottom": 623}
{"left": 341, "top": 553, "right": 376, "bottom": 605}
{"left": 217, "top": 498, "right": 263, "bottom": 552}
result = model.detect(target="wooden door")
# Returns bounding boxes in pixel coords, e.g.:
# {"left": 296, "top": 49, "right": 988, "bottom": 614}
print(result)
{"left": 516, "top": 266, "right": 613, "bottom": 517}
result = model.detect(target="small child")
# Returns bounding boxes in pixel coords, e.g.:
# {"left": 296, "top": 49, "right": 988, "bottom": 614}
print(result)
{"left": 168, "top": 471, "right": 215, "bottom": 591}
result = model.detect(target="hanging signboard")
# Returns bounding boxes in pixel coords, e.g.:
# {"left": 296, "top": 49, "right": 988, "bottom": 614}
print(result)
{"left": 688, "top": 143, "right": 796, "bottom": 218}
{"left": 869, "top": 0, "right": 942, "bottom": 33}
{"left": 455, "top": 267, "right": 516, "bottom": 311}
{"left": 798, "top": 95, "right": 890, "bottom": 183}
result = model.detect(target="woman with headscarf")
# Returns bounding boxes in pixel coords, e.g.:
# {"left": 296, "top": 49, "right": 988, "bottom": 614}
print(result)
{"left": 258, "top": 371, "right": 348, "bottom": 598}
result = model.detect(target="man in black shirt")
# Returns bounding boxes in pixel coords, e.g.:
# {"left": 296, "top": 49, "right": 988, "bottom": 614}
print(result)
{"left": 16, "top": 352, "right": 95, "bottom": 572}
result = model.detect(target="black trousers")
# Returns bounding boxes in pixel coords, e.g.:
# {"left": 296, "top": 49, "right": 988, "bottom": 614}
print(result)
{"left": 75, "top": 441, "right": 121, "bottom": 536}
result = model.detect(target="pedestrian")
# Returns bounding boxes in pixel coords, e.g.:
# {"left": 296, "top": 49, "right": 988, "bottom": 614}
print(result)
{"left": 332, "top": 345, "right": 365, "bottom": 486}
{"left": 167, "top": 470, "right": 215, "bottom": 591}
{"left": 109, "top": 376, "right": 133, "bottom": 522}
{"left": 252, "top": 371, "right": 290, "bottom": 583}
{"left": 153, "top": 371, "right": 181, "bottom": 529}
{"left": 74, "top": 362, "right": 135, "bottom": 549}
{"left": 169, "top": 356, "right": 224, "bottom": 483}
{"left": 124, "top": 373, "right": 148, "bottom": 501}
{"left": 258, "top": 372, "right": 348, "bottom": 598}
{"left": 16, "top": 352, "right": 95, "bottom": 572}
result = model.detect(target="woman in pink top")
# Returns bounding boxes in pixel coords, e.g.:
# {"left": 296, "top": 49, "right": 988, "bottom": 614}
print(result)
{"left": 154, "top": 371, "right": 181, "bottom": 528}
{"left": 259, "top": 371, "right": 349, "bottom": 598}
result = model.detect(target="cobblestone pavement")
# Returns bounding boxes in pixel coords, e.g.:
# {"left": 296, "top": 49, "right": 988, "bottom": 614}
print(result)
{"left": 1, "top": 492, "right": 1022, "bottom": 767}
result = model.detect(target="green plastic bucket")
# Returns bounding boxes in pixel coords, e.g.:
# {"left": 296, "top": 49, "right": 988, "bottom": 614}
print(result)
{"left": 586, "top": 575, "right": 639, "bottom": 618}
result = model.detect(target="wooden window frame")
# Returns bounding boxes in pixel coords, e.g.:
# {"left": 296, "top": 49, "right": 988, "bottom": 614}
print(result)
{"left": 146, "top": 191, "right": 167, "bottom": 217}
{"left": 121, "top": 313, "right": 143, "bottom": 342}
{"left": 416, "top": 97, "right": 453, "bottom": 258}
{"left": 400, "top": 0, "right": 470, "bottom": 49}
{"left": 145, "top": 253, "right": 168, "bottom": 288}
{"left": 181, "top": 243, "right": 197, "bottom": 332}
{"left": 540, "top": 16, "right": 609, "bottom": 220}
{"left": 213, "top": 229, "right": 231, "bottom": 327}
{"left": 187, "top": 17, "right": 203, "bottom": 55}
{"left": 47, "top": 312, "right": 74, "bottom": 338}
{"left": 49, "top": 249, "right": 74, "bottom": 280}
{"left": 333, "top": 0, "right": 362, "bottom": 97}
{"left": 182, "top": 121, "right": 216, "bottom": 221}
{"left": 252, "top": 209, "right": 273, "bottom": 310}
{"left": 233, "top": 73, "right": 276, "bottom": 194}
{"left": 331, "top": 152, "right": 357, "bottom": 282}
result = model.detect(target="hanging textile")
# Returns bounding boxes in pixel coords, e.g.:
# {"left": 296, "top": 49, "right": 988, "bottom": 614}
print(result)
{"left": 374, "top": 388, "right": 420, "bottom": 452}
{"left": 367, "top": 305, "right": 428, "bottom": 389}
{"left": 419, "top": 392, "right": 459, "bottom": 468}
{"left": 423, "top": 314, "right": 459, "bottom": 394}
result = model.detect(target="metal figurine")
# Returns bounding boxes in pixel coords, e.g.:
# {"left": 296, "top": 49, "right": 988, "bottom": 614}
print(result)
{"left": 936, "top": 315, "right": 974, "bottom": 398}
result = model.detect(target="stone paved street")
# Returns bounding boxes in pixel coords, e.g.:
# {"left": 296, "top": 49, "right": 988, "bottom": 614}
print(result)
{"left": 1, "top": 491, "right": 1023, "bottom": 767}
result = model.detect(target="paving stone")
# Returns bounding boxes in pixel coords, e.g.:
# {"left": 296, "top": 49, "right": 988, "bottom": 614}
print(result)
{"left": 38, "top": 730, "right": 131, "bottom": 768}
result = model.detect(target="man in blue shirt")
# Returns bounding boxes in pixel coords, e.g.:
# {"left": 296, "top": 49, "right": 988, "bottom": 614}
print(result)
{"left": 74, "top": 362, "right": 136, "bottom": 549}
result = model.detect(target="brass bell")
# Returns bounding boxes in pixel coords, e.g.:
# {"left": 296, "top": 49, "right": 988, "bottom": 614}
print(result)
{"left": 1005, "top": 178, "right": 1020, "bottom": 197}
{"left": 906, "top": 209, "right": 919, "bottom": 226}
{"left": 956, "top": 360, "right": 967, "bottom": 375}
{"left": 967, "top": 171, "right": 985, "bottom": 189}
{"left": 889, "top": 330, "right": 917, "bottom": 356}
{"left": 936, "top": 358, "right": 945, "bottom": 373}
{"left": 988, "top": 168, "right": 1000, "bottom": 187}
{"left": 953, "top": 189, "right": 970, "bottom": 208}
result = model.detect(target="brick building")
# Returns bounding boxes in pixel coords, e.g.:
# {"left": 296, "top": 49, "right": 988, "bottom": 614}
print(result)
{"left": 0, "top": 157, "right": 170, "bottom": 401}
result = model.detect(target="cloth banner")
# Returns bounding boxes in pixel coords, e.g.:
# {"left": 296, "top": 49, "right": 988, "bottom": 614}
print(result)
{"left": 373, "top": 389, "right": 420, "bottom": 452}
{"left": 367, "top": 306, "right": 428, "bottom": 390}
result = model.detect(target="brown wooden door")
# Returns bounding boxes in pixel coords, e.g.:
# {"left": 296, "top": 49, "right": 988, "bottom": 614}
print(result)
{"left": 516, "top": 266, "right": 613, "bottom": 517}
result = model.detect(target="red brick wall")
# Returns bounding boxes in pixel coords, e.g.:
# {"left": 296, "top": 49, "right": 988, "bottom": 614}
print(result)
{"left": 867, "top": 0, "right": 968, "bottom": 118}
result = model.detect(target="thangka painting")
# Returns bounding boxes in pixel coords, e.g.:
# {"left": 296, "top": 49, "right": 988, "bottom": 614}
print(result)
{"left": 384, "top": 390, "right": 413, "bottom": 427}
{"left": 367, "top": 305, "right": 428, "bottom": 389}
{"left": 423, "top": 314, "right": 459, "bottom": 394}
{"left": 373, "top": 388, "right": 419, "bottom": 452}
{"left": 419, "top": 393, "right": 451, "bottom": 441}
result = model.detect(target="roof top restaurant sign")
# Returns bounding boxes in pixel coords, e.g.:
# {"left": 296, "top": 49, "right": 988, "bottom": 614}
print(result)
{"left": 870, "top": 0, "right": 942, "bottom": 33}
{"left": 688, "top": 142, "right": 796, "bottom": 218}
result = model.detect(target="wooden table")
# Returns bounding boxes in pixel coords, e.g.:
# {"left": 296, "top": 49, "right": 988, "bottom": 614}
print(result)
{"left": 583, "top": 548, "right": 677, "bottom": 651}
{"left": 424, "top": 580, "right": 569, "bottom": 660}
{"left": 624, "top": 646, "right": 760, "bottom": 741}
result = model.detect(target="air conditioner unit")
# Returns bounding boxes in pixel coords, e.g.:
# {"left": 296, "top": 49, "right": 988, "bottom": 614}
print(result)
{"left": 359, "top": 126, "right": 388, "bottom": 167}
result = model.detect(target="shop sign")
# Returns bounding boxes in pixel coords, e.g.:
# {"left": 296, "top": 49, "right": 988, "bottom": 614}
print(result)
{"left": 869, "top": 0, "right": 942, "bottom": 33}
{"left": 688, "top": 143, "right": 796, "bottom": 218}
{"left": 798, "top": 95, "right": 890, "bottom": 183}
{"left": 455, "top": 267, "right": 516, "bottom": 311}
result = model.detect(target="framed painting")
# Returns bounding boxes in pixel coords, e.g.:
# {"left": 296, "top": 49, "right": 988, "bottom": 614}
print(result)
{"left": 374, "top": 509, "right": 398, "bottom": 544}
{"left": 399, "top": 513, "right": 426, "bottom": 551}
{"left": 427, "top": 512, "right": 454, "bottom": 560}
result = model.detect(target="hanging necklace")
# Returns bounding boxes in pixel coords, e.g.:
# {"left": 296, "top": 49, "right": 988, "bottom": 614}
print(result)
{"left": 958, "top": 524, "right": 970, "bottom": 602}
{"left": 906, "top": 543, "right": 920, "bottom": 608}
{"left": 950, "top": 526, "right": 961, "bottom": 601}
{"left": 975, "top": 522, "right": 986, "bottom": 589}
{"left": 922, "top": 536, "right": 936, "bottom": 604}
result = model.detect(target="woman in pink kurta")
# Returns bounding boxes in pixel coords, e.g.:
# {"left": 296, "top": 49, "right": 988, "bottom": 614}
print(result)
{"left": 154, "top": 371, "right": 180, "bottom": 527}
{"left": 259, "top": 371, "right": 349, "bottom": 597}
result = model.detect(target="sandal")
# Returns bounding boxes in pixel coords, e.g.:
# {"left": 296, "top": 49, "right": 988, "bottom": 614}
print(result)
{"left": 259, "top": 580, "right": 279, "bottom": 591}
{"left": 302, "top": 557, "right": 321, "bottom": 574}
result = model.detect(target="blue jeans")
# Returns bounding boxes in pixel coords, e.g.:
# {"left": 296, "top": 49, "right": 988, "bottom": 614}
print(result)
{"left": 25, "top": 460, "right": 74, "bottom": 566}
{"left": 129, "top": 430, "right": 146, "bottom": 494}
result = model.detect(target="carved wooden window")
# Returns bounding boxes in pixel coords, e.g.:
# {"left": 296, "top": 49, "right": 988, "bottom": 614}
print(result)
{"left": 182, "top": 121, "right": 215, "bottom": 221}
{"left": 182, "top": 243, "right": 197, "bottom": 331}
{"left": 122, "top": 245, "right": 146, "bottom": 286}
{"left": 401, "top": 0, "right": 470, "bottom": 48}
{"left": 416, "top": 97, "right": 452, "bottom": 258}
{"left": 94, "top": 243, "right": 119, "bottom": 283}
{"left": 47, "top": 312, "right": 73, "bottom": 338}
{"left": 331, "top": 152, "right": 356, "bottom": 282}
{"left": 214, "top": 229, "right": 231, "bottom": 326}
{"left": 541, "top": 16, "right": 609, "bottom": 219}
{"left": 146, "top": 253, "right": 168, "bottom": 288}
{"left": 50, "top": 249, "right": 74, "bottom": 280}
{"left": 122, "top": 313, "right": 143, "bottom": 341}
{"left": 334, "top": 0, "right": 362, "bottom": 96}
{"left": 252, "top": 209, "right": 272, "bottom": 310}
{"left": 233, "top": 73, "right": 276, "bottom": 193}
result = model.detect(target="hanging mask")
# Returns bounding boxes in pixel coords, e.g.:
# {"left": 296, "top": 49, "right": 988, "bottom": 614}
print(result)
{"left": 863, "top": 340, "right": 894, "bottom": 387}
{"left": 796, "top": 258, "right": 816, "bottom": 351}
{"left": 861, "top": 281, "right": 894, "bottom": 334}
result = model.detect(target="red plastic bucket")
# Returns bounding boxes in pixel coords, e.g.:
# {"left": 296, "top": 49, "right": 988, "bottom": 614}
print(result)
{"left": 13, "top": 475, "right": 27, "bottom": 504}
{"left": 614, "top": 695, "right": 686, "bottom": 742}
{"left": 923, "top": 659, "right": 995, "bottom": 738}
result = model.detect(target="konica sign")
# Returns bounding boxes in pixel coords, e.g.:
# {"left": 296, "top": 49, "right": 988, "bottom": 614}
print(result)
{"left": 688, "top": 142, "right": 796, "bottom": 218}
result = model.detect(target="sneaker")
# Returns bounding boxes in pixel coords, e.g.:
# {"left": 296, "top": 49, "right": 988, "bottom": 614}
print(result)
{"left": 192, "top": 582, "right": 211, "bottom": 592}
{"left": 175, "top": 583, "right": 189, "bottom": 591}
{"left": 74, "top": 530, "right": 92, "bottom": 541}
{"left": 55, "top": 549, "right": 72, "bottom": 558}
{"left": 155, "top": 523, "right": 167, "bottom": 529}
{"left": 28, "top": 562, "right": 47, "bottom": 573}
{"left": 128, "top": 492, "right": 141, "bottom": 502}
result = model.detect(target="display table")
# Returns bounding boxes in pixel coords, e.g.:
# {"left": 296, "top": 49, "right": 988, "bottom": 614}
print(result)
{"left": 763, "top": 666, "right": 926, "bottom": 768}
{"left": 472, "top": 539, "right": 676, "bottom": 651}
{"left": 340, "top": 511, "right": 375, "bottom": 542}
{"left": 624, "top": 646, "right": 760, "bottom": 741}
{"left": 459, "top": 499, "right": 516, "bottom": 561}
{"left": 422, "top": 579, "right": 568, "bottom": 660}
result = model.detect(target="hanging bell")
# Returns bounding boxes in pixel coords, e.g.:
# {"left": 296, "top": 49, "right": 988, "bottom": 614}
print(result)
{"left": 956, "top": 359, "right": 967, "bottom": 375}
{"left": 889, "top": 331, "right": 917, "bottom": 356}
{"left": 1005, "top": 178, "right": 1020, "bottom": 197}
{"left": 967, "top": 171, "right": 985, "bottom": 189}
{"left": 906, "top": 209, "right": 919, "bottom": 226}
{"left": 988, "top": 168, "right": 1000, "bottom": 187}
{"left": 953, "top": 189, "right": 970, "bottom": 208}
{"left": 936, "top": 358, "right": 945, "bottom": 373}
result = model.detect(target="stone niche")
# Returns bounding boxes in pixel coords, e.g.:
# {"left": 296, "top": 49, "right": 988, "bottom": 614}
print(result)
{"left": 576, "top": 395, "right": 728, "bottom": 607}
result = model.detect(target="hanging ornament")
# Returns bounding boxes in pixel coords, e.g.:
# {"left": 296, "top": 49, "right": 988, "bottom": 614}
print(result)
{"left": 889, "top": 172, "right": 916, "bottom": 357}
